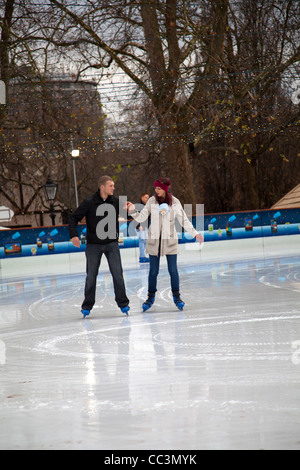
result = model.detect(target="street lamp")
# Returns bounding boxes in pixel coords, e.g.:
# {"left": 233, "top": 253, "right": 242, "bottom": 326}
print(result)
{"left": 43, "top": 175, "right": 58, "bottom": 226}
{"left": 71, "top": 148, "right": 79, "bottom": 207}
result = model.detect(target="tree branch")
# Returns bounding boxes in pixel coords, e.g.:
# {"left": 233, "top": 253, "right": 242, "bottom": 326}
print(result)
{"left": 48, "top": 0, "right": 154, "bottom": 101}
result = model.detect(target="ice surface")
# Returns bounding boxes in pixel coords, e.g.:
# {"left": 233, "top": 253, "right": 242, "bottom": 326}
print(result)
{"left": 0, "top": 236, "right": 300, "bottom": 450}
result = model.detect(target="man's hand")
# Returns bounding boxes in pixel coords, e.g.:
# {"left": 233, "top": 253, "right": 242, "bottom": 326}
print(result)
{"left": 72, "top": 237, "right": 81, "bottom": 248}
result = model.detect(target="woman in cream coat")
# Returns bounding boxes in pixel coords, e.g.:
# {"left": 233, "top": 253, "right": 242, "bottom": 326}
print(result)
{"left": 127, "top": 177, "right": 203, "bottom": 312}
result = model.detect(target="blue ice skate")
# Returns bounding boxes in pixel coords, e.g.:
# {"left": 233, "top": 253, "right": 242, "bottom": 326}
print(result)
{"left": 142, "top": 292, "right": 155, "bottom": 312}
{"left": 173, "top": 292, "right": 185, "bottom": 311}
{"left": 81, "top": 309, "right": 90, "bottom": 318}
{"left": 121, "top": 306, "right": 130, "bottom": 316}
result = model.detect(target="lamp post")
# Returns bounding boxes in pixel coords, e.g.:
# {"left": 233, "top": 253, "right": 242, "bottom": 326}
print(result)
{"left": 71, "top": 149, "right": 79, "bottom": 208}
{"left": 43, "top": 176, "right": 58, "bottom": 226}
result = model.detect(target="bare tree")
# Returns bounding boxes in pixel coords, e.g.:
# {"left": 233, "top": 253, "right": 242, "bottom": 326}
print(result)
{"left": 38, "top": 0, "right": 221, "bottom": 205}
{"left": 194, "top": 0, "right": 300, "bottom": 210}
{"left": 40, "top": 0, "right": 299, "bottom": 208}
{"left": 1, "top": 0, "right": 299, "bottom": 217}
{"left": 0, "top": 1, "right": 106, "bottom": 224}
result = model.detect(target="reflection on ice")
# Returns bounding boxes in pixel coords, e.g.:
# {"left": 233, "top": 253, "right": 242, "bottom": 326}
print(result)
{"left": 0, "top": 339, "right": 5, "bottom": 365}
{"left": 0, "top": 237, "right": 300, "bottom": 449}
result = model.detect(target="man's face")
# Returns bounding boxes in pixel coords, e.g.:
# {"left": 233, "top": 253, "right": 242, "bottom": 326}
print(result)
{"left": 101, "top": 180, "right": 115, "bottom": 197}
{"left": 141, "top": 194, "right": 149, "bottom": 204}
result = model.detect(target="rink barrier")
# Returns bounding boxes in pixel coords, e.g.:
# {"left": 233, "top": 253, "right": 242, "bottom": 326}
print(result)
{"left": 0, "top": 207, "right": 300, "bottom": 259}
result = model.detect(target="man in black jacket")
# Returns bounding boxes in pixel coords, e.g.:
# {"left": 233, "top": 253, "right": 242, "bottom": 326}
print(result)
{"left": 68, "top": 175, "right": 130, "bottom": 317}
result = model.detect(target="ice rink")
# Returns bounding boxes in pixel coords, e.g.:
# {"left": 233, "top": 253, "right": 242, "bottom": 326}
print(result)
{"left": 1, "top": 236, "right": 300, "bottom": 450}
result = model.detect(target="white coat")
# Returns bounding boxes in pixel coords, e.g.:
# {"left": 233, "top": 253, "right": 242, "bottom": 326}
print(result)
{"left": 131, "top": 195, "right": 198, "bottom": 256}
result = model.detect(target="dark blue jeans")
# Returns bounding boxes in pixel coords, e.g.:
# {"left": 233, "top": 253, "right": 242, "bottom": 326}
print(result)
{"left": 148, "top": 254, "right": 180, "bottom": 293}
{"left": 82, "top": 242, "right": 129, "bottom": 311}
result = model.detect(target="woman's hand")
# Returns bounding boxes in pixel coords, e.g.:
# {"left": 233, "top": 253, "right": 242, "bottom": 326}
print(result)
{"left": 124, "top": 201, "right": 136, "bottom": 213}
{"left": 195, "top": 233, "right": 204, "bottom": 244}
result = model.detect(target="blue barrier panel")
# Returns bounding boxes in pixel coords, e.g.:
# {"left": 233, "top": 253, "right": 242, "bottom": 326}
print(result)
{"left": 0, "top": 207, "right": 300, "bottom": 259}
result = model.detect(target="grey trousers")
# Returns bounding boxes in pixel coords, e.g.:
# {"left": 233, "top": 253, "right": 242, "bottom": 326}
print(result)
{"left": 82, "top": 242, "right": 129, "bottom": 311}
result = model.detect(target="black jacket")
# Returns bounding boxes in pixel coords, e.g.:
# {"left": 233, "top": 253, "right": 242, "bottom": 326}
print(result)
{"left": 68, "top": 190, "right": 120, "bottom": 244}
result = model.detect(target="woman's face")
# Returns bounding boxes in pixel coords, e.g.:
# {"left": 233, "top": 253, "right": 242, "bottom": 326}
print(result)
{"left": 154, "top": 186, "right": 166, "bottom": 199}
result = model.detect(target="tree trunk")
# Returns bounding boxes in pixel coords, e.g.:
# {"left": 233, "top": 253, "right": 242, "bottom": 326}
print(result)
{"left": 245, "top": 160, "right": 260, "bottom": 209}
{"left": 0, "top": 0, "right": 15, "bottom": 124}
{"left": 162, "top": 141, "right": 196, "bottom": 208}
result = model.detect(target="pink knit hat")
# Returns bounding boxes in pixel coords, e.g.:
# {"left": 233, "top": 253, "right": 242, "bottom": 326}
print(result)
{"left": 153, "top": 178, "right": 171, "bottom": 193}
